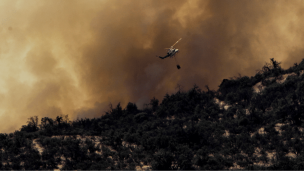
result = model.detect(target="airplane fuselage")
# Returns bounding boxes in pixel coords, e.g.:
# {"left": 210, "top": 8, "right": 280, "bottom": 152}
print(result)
{"left": 159, "top": 48, "right": 179, "bottom": 59}
{"left": 167, "top": 48, "right": 179, "bottom": 57}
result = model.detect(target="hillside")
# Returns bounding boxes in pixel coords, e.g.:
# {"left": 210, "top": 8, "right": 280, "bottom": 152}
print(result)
{"left": 1, "top": 58, "right": 304, "bottom": 169}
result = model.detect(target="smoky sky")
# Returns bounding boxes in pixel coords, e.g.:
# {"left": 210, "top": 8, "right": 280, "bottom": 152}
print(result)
{"left": 0, "top": 0, "right": 304, "bottom": 132}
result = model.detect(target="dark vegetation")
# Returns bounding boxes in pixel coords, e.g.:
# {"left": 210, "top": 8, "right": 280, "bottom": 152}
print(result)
{"left": 1, "top": 58, "right": 304, "bottom": 169}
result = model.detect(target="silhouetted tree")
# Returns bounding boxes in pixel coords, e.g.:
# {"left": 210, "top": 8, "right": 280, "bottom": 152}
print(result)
{"left": 150, "top": 97, "right": 159, "bottom": 112}
{"left": 55, "top": 116, "right": 63, "bottom": 126}
{"left": 21, "top": 116, "right": 38, "bottom": 132}
{"left": 125, "top": 102, "right": 138, "bottom": 114}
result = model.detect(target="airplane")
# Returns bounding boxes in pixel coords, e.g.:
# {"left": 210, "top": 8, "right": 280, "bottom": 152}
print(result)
{"left": 159, "top": 38, "right": 182, "bottom": 59}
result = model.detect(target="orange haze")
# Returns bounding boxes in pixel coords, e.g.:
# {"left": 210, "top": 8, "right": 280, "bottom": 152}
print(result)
{"left": 0, "top": 0, "right": 304, "bottom": 132}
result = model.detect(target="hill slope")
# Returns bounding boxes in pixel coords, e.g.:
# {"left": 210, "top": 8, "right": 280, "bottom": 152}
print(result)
{"left": 1, "top": 58, "right": 304, "bottom": 169}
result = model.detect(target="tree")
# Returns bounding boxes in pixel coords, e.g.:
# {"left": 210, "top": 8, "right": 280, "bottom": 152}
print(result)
{"left": 270, "top": 58, "right": 281, "bottom": 70}
{"left": 62, "top": 114, "right": 69, "bottom": 123}
{"left": 40, "top": 117, "right": 54, "bottom": 129}
{"left": 56, "top": 116, "right": 63, "bottom": 126}
{"left": 112, "top": 103, "right": 123, "bottom": 119}
{"left": 150, "top": 97, "right": 159, "bottom": 112}
{"left": 28, "top": 116, "right": 38, "bottom": 128}
{"left": 125, "top": 102, "right": 138, "bottom": 114}
{"left": 41, "top": 117, "right": 47, "bottom": 129}
{"left": 21, "top": 116, "right": 39, "bottom": 132}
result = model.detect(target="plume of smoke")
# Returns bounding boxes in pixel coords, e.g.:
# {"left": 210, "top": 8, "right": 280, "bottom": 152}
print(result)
{"left": 0, "top": 0, "right": 304, "bottom": 132}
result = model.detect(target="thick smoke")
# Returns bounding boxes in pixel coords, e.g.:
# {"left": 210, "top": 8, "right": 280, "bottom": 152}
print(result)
{"left": 0, "top": 0, "right": 304, "bottom": 132}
